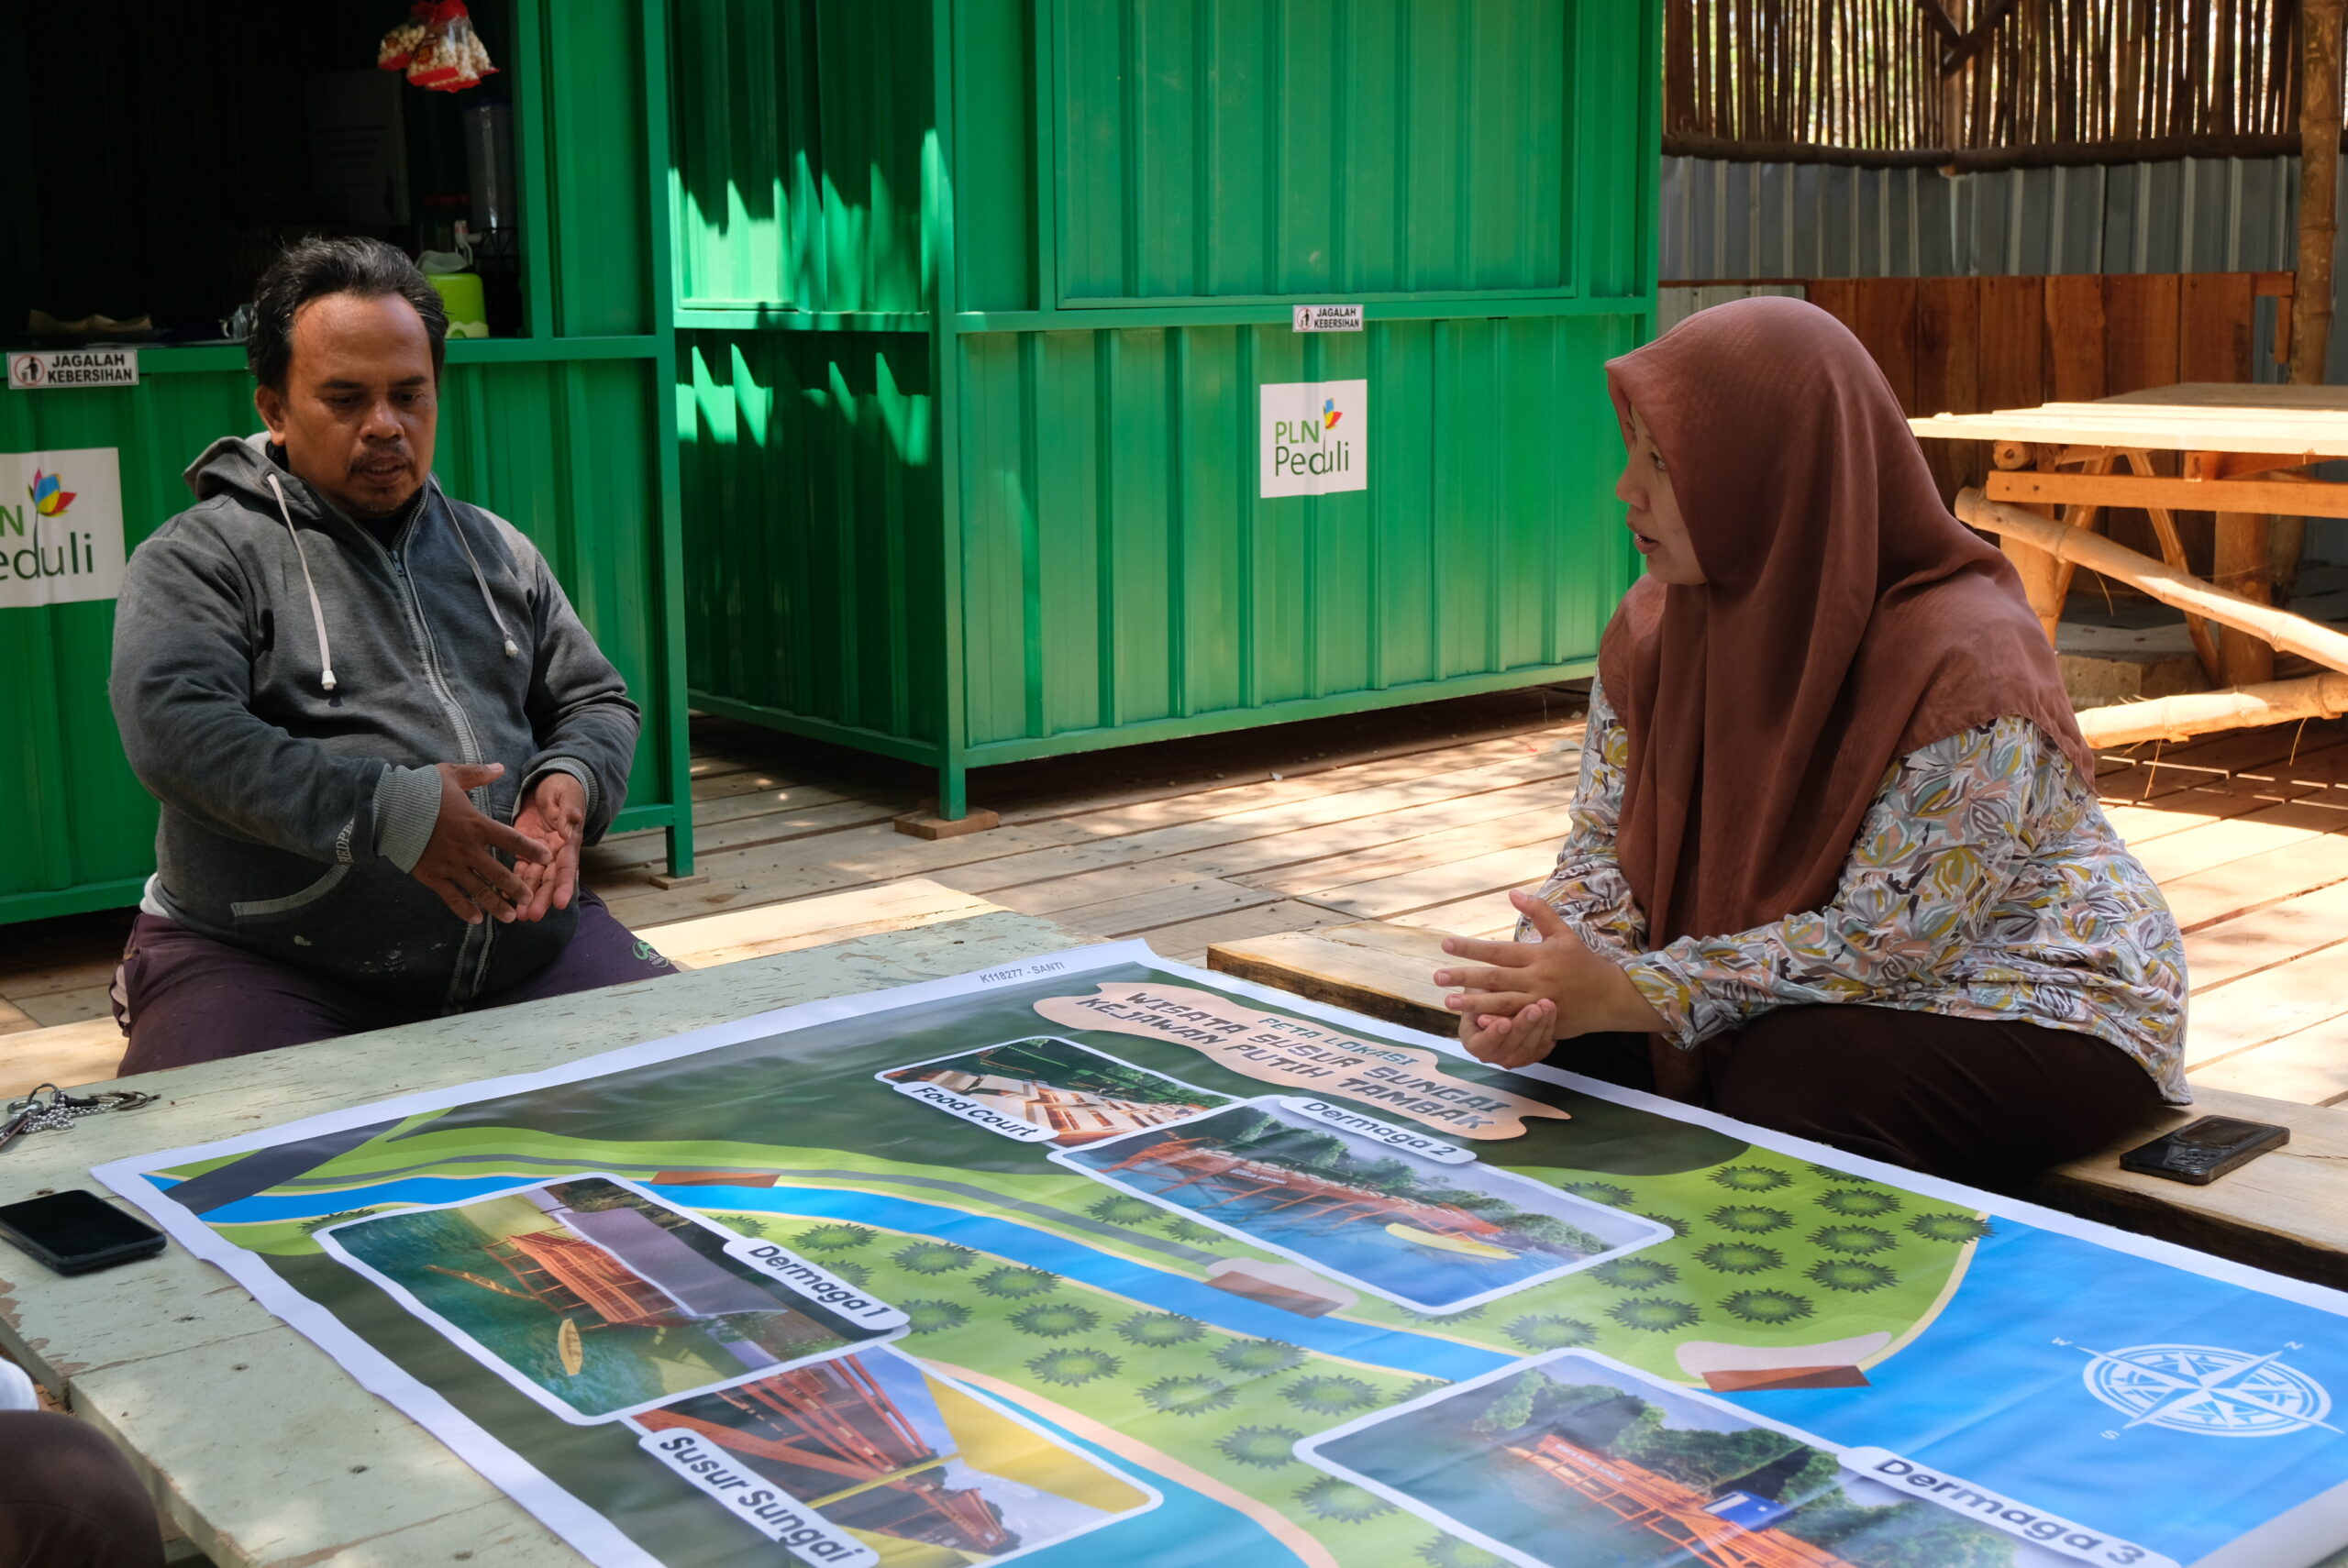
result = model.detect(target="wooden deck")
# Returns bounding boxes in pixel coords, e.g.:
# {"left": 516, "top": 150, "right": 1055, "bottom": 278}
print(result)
{"left": 6, "top": 686, "right": 2348, "bottom": 1108}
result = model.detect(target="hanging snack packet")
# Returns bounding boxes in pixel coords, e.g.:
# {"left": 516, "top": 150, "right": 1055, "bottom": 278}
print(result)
{"left": 410, "top": 1, "right": 496, "bottom": 92}
{"left": 376, "top": 4, "right": 429, "bottom": 70}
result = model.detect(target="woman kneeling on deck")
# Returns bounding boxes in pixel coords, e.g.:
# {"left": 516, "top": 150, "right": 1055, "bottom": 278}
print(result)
{"left": 1433, "top": 296, "right": 2186, "bottom": 1184}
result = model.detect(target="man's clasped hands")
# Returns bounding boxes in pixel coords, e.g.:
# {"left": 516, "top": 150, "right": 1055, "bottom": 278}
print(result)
{"left": 413, "top": 762, "right": 588, "bottom": 926}
{"left": 1434, "top": 889, "right": 1668, "bottom": 1069}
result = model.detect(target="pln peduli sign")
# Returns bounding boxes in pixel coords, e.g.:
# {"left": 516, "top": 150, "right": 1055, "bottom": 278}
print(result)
{"left": 1259, "top": 378, "right": 1367, "bottom": 499}
{"left": 1, "top": 447, "right": 126, "bottom": 609}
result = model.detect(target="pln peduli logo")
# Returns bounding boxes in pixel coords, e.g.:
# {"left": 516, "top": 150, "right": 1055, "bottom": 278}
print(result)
{"left": 2, "top": 446, "right": 125, "bottom": 609}
{"left": 1259, "top": 379, "right": 1368, "bottom": 499}
{"left": 28, "top": 469, "right": 76, "bottom": 519}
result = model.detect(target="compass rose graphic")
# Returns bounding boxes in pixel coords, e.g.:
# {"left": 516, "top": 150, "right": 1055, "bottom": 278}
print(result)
{"left": 2078, "top": 1343, "right": 2340, "bottom": 1437}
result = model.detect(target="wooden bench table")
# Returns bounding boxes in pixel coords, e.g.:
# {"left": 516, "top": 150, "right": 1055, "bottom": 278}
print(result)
{"left": 1911, "top": 382, "right": 2348, "bottom": 692}
{"left": 1210, "top": 921, "right": 2348, "bottom": 1294}
{"left": 0, "top": 900, "right": 1090, "bottom": 1568}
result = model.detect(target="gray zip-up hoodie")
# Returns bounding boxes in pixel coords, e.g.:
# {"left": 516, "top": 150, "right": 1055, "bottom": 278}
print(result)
{"left": 109, "top": 433, "right": 640, "bottom": 1006}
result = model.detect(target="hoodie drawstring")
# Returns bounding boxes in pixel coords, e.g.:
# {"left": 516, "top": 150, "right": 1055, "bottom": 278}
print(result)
{"left": 265, "top": 471, "right": 518, "bottom": 690}
{"left": 265, "top": 472, "right": 338, "bottom": 694}
{"left": 445, "top": 497, "right": 520, "bottom": 660}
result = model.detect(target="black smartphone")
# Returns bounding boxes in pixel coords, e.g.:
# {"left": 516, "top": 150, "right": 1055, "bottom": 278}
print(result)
{"left": 2119, "top": 1116, "right": 2290, "bottom": 1186}
{"left": 0, "top": 1190, "right": 168, "bottom": 1275}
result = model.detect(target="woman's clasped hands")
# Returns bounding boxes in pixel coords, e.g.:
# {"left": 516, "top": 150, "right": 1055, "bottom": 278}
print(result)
{"left": 1432, "top": 890, "right": 1667, "bottom": 1069}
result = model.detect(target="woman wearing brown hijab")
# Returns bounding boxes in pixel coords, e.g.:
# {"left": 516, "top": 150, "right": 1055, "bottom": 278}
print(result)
{"left": 1432, "top": 297, "right": 2185, "bottom": 1184}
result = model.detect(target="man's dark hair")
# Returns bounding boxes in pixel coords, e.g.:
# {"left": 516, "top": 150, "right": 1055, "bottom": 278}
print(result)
{"left": 247, "top": 237, "right": 449, "bottom": 391}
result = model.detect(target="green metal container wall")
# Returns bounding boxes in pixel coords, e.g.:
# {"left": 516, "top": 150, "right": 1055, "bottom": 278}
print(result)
{"left": 671, "top": 0, "right": 1658, "bottom": 812}
{"left": 0, "top": 359, "right": 683, "bottom": 919}
{"left": 949, "top": 0, "right": 1656, "bottom": 313}
{"left": 537, "top": 0, "right": 659, "bottom": 336}
{"left": 1054, "top": 0, "right": 1574, "bottom": 302}
{"left": 0, "top": 377, "right": 255, "bottom": 916}
{"left": 670, "top": 0, "right": 933, "bottom": 314}
{"left": 680, "top": 332, "right": 944, "bottom": 752}
{"left": 955, "top": 315, "right": 1636, "bottom": 750}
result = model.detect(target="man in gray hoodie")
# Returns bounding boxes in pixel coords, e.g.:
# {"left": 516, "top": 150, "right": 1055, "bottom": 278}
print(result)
{"left": 107, "top": 237, "right": 670, "bottom": 1073}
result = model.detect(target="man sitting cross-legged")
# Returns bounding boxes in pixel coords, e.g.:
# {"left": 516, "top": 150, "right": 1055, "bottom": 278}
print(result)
{"left": 107, "top": 237, "right": 671, "bottom": 1072}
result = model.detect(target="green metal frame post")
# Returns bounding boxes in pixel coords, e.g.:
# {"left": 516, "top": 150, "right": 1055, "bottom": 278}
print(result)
{"left": 641, "top": 0, "right": 696, "bottom": 876}
{"left": 933, "top": 0, "right": 970, "bottom": 823}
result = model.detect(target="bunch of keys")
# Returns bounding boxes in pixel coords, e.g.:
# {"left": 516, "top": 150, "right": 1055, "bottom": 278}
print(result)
{"left": 0, "top": 1083, "right": 157, "bottom": 1153}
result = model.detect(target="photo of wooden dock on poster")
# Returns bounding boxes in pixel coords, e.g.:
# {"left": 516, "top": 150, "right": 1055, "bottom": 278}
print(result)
{"left": 624, "top": 1344, "right": 1157, "bottom": 1566}
{"left": 316, "top": 1175, "right": 906, "bottom": 1424}
{"left": 876, "top": 1035, "right": 1235, "bottom": 1147}
{"left": 1298, "top": 1348, "right": 2172, "bottom": 1568}
{"left": 1052, "top": 1096, "right": 1672, "bottom": 1315}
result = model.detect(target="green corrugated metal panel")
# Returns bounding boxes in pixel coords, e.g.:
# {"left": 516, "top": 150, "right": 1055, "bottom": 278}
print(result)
{"left": 955, "top": 315, "right": 1635, "bottom": 748}
{"left": 543, "top": 0, "right": 657, "bottom": 336}
{"left": 0, "top": 378, "right": 252, "bottom": 911}
{"left": 679, "top": 331, "right": 944, "bottom": 745}
{"left": 0, "top": 359, "right": 686, "bottom": 918}
{"left": 674, "top": 0, "right": 1658, "bottom": 813}
{"left": 950, "top": 2, "right": 1039, "bottom": 315}
{"left": 1573, "top": 0, "right": 1662, "bottom": 300}
{"left": 670, "top": 0, "right": 932, "bottom": 314}
{"left": 1057, "top": 0, "right": 1574, "bottom": 304}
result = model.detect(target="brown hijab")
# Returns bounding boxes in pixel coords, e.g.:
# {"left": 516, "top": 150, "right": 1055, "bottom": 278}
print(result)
{"left": 1599, "top": 295, "right": 2092, "bottom": 952}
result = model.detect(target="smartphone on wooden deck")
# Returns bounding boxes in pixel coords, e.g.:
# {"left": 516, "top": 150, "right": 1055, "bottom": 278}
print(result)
{"left": 2119, "top": 1116, "right": 2290, "bottom": 1186}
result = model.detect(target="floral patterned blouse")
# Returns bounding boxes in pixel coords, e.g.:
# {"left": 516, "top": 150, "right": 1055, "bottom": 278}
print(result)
{"left": 1525, "top": 679, "right": 2188, "bottom": 1102}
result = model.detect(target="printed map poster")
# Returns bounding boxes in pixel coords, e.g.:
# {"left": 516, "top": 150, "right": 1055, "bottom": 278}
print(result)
{"left": 97, "top": 942, "right": 2348, "bottom": 1568}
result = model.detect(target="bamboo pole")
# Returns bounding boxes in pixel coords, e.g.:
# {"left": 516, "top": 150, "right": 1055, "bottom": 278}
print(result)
{"left": 1955, "top": 487, "right": 2348, "bottom": 675}
{"left": 2076, "top": 671, "right": 2348, "bottom": 747}
{"left": 2280, "top": 0, "right": 2345, "bottom": 600}
{"left": 2291, "top": 0, "right": 2343, "bottom": 386}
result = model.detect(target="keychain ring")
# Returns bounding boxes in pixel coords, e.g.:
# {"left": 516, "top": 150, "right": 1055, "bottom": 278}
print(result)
{"left": 4, "top": 1084, "right": 61, "bottom": 1118}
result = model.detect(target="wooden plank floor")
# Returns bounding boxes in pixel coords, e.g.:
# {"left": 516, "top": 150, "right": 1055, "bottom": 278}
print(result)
{"left": 7, "top": 690, "right": 2348, "bottom": 1109}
